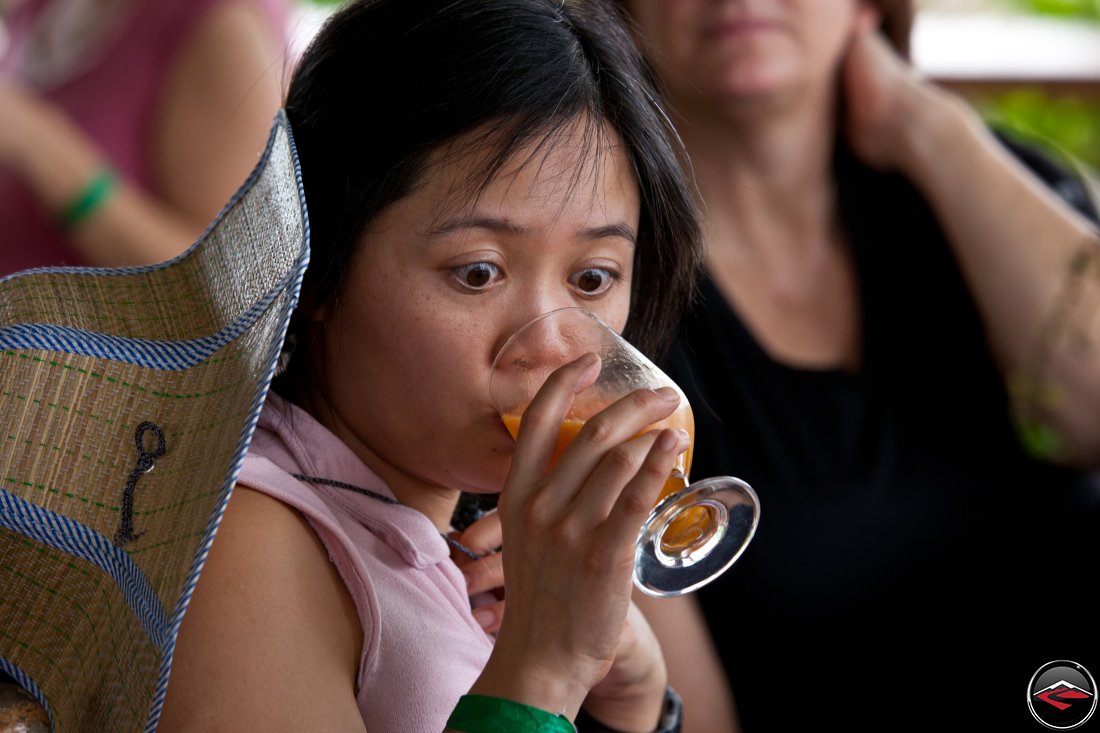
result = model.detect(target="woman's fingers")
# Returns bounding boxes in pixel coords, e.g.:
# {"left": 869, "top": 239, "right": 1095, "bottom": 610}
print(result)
{"left": 454, "top": 512, "right": 507, "bottom": 633}
{"left": 566, "top": 426, "right": 688, "bottom": 527}
{"left": 506, "top": 353, "right": 600, "bottom": 505}
{"left": 600, "top": 428, "right": 688, "bottom": 550}
{"left": 462, "top": 547, "right": 504, "bottom": 596}
{"left": 488, "top": 383, "right": 686, "bottom": 706}
{"left": 471, "top": 598, "right": 506, "bottom": 635}
{"left": 540, "top": 386, "right": 681, "bottom": 516}
{"left": 504, "top": 378, "right": 684, "bottom": 556}
{"left": 493, "top": 367, "right": 686, "bottom": 690}
{"left": 457, "top": 509, "right": 503, "bottom": 556}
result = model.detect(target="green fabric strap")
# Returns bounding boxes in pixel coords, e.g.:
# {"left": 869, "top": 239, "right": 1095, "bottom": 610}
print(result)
{"left": 60, "top": 168, "right": 117, "bottom": 228}
{"left": 447, "top": 694, "right": 576, "bottom": 733}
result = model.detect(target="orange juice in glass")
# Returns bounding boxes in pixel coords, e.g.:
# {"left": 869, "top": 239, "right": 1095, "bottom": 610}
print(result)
{"left": 491, "top": 308, "right": 759, "bottom": 597}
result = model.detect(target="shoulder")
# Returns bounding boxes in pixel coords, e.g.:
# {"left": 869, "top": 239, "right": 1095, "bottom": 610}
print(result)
{"left": 158, "top": 486, "right": 364, "bottom": 731}
{"left": 155, "top": 0, "right": 287, "bottom": 120}
{"left": 149, "top": 0, "right": 287, "bottom": 223}
{"left": 154, "top": 0, "right": 288, "bottom": 44}
{"left": 166, "top": 0, "right": 288, "bottom": 87}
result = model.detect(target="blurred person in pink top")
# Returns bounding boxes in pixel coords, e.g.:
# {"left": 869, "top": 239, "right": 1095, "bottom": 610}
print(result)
{"left": 0, "top": 0, "right": 288, "bottom": 274}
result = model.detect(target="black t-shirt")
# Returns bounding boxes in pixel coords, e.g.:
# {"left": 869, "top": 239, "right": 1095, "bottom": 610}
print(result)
{"left": 665, "top": 138, "right": 1099, "bottom": 731}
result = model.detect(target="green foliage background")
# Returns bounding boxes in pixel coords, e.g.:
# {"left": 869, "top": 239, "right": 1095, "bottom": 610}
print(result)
{"left": 972, "top": 1, "right": 1100, "bottom": 168}
{"left": 1016, "top": 0, "right": 1100, "bottom": 19}
{"left": 974, "top": 90, "right": 1100, "bottom": 168}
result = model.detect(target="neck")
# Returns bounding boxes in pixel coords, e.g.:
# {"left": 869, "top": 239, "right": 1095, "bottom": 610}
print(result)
{"left": 673, "top": 85, "right": 840, "bottom": 265}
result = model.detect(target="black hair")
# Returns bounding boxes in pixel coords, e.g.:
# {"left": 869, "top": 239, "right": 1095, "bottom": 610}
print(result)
{"left": 280, "top": 0, "right": 700, "bottom": 387}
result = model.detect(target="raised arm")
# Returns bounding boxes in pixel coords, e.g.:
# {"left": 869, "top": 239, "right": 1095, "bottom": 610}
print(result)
{"left": 0, "top": 0, "right": 284, "bottom": 267}
{"left": 467, "top": 355, "right": 686, "bottom": 731}
{"left": 843, "top": 8, "right": 1100, "bottom": 466}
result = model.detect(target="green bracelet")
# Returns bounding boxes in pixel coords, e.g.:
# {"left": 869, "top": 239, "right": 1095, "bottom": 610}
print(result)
{"left": 447, "top": 694, "right": 576, "bottom": 733}
{"left": 59, "top": 167, "right": 116, "bottom": 228}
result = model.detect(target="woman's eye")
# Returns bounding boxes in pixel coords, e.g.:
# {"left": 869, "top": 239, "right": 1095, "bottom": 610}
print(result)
{"left": 570, "top": 267, "right": 618, "bottom": 296}
{"left": 452, "top": 262, "right": 500, "bottom": 290}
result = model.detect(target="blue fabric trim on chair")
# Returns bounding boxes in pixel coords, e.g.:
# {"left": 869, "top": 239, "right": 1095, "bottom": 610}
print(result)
{"left": 0, "top": 489, "right": 170, "bottom": 652}
{"left": 0, "top": 266, "right": 297, "bottom": 371}
{"left": 0, "top": 656, "right": 53, "bottom": 729}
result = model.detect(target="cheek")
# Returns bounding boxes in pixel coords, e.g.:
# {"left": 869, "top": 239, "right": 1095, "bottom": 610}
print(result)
{"left": 333, "top": 305, "right": 481, "bottom": 445}
{"left": 370, "top": 295, "right": 489, "bottom": 395}
{"left": 359, "top": 302, "right": 468, "bottom": 390}
{"left": 338, "top": 247, "right": 490, "bottom": 395}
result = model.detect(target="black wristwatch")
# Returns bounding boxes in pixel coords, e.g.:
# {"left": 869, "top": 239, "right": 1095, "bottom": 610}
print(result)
{"left": 574, "top": 687, "right": 682, "bottom": 733}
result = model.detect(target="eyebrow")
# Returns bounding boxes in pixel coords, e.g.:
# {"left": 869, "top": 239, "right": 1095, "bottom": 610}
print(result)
{"left": 428, "top": 215, "right": 637, "bottom": 244}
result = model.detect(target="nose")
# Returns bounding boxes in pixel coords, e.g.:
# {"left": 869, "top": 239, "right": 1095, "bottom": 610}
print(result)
{"left": 489, "top": 306, "right": 606, "bottom": 414}
{"left": 490, "top": 285, "right": 583, "bottom": 364}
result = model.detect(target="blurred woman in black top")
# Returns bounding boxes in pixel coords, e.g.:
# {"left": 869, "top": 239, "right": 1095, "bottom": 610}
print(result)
{"left": 618, "top": 1, "right": 1100, "bottom": 729}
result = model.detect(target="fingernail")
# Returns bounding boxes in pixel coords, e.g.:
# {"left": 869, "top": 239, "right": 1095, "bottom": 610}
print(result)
{"left": 473, "top": 608, "right": 495, "bottom": 629}
{"left": 677, "top": 428, "right": 691, "bottom": 450}
{"left": 656, "top": 387, "right": 680, "bottom": 403}
{"left": 574, "top": 353, "right": 601, "bottom": 391}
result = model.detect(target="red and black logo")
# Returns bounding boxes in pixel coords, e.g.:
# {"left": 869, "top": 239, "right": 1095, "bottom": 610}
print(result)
{"left": 1028, "top": 660, "right": 1097, "bottom": 730}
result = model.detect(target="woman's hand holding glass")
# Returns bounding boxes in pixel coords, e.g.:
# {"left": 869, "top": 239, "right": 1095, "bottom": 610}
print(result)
{"left": 471, "top": 353, "right": 684, "bottom": 723}
{"left": 456, "top": 474, "right": 668, "bottom": 730}
{"left": 491, "top": 308, "right": 759, "bottom": 598}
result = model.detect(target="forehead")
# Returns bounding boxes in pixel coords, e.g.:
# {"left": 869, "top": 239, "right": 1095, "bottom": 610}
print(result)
{"left": 414, "top": 117, "right": 640, "bottom": 226}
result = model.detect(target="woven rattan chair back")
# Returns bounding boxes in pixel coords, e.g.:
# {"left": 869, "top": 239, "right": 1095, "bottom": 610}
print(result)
{"left": 0, "top": 111, "right": 308, "bottom": 733}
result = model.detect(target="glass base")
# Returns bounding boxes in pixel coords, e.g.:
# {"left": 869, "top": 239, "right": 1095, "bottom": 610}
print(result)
{"left": 633, "top": 476, "right": 759, "bottom": 598}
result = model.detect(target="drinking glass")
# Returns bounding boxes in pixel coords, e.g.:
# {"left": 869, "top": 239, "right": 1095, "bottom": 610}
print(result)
{"left": 490, "top": 307, "right": 759, "bottom": 597}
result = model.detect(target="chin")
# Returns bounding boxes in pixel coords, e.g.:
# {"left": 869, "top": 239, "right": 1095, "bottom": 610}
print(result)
{"left": 699, "top": 47, "right": 797, "bottom": 94}
{"left": 720, "top": 63, "right": 797, "bottom": 96}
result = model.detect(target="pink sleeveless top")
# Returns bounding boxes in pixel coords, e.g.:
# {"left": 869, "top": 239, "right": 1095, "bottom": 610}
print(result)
{"left": 238, "top": 393, "right": 495, "bottom": 732}
{"left": 0, "top": 0, "right": 288, "bottom": 275}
